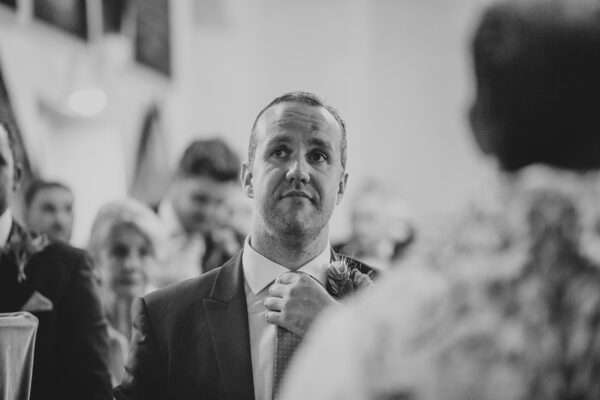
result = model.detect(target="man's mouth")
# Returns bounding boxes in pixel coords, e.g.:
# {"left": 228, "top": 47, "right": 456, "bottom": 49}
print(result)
{"left": 281, "top": 190, "right": 313, "bottom": 201}
{"left": 114, "top": 275, "right": 144, "bottom": 286}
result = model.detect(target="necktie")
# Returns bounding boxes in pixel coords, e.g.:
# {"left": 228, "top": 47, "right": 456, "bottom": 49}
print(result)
{"left": 272, "top": 326, "right": 302, "bottom": 399}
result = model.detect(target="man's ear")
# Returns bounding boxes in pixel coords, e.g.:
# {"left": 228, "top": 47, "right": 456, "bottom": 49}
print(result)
{"left": 336, "top": 172, "right": 349, "bottom": 205}
{"left": 241, "top": 163, "right": 254, "bottom": 199}
{"left": 12, "top": 163, "right": 22, "bottom": 192}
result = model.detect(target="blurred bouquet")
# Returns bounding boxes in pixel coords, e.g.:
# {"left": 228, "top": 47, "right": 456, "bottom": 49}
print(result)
{"left": 412, "top": 165, "right": 600, "bottom": 399}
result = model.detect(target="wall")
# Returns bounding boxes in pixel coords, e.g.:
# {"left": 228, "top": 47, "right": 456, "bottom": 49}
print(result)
{"left": 0, "top": 0, "right": 495, "bottom": 245}
{"left": 176, "top": 0, "right": 497, "bottom": 237}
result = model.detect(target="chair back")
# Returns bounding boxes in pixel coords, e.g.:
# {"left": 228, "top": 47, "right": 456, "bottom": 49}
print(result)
{"left": 0, "top": 312, "right": 38, "bottom": 400}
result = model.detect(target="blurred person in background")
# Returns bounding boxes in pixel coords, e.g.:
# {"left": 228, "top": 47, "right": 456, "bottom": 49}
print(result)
{"left": 335, "top": 179, "right": 415, "bottom": 271}
{"left": 281, "top": 1, "right": 600, "bottom": 399}
{"left": 23, "top": 178, "right": 74, "bottom": 243}
{"left": 0, "top": 120, "right": 112, "bottom": 400}
{"left": 88, "top": 198, "right": 164, "bottom": 385}
{"left": 153, "top": 138, "right": 244, "bottom": 287}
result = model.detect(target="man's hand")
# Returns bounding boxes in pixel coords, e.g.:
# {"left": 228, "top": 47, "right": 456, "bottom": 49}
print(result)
{"left": 264, "top": 272, "right": 337, "bottom": 337}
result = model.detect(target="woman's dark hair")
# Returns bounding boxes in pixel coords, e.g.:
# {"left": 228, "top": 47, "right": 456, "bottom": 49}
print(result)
{"left": 469, "top": 0, "right": 600, "bottom": 171}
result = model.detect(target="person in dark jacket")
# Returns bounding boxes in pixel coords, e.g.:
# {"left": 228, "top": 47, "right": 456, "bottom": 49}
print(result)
{"left": 0, "top": 120, "right": 112, "bottom": 400}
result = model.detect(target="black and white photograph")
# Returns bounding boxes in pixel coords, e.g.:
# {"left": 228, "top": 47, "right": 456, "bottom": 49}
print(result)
{"left": 1, "top": 1, "right": 599, "bottom": 399}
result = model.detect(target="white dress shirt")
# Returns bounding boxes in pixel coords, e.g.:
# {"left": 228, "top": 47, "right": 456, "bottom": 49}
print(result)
{"left": 242, "top": 238, "right": 331, "bottom": 400}
{"left": 0, "top": 209, "right": 13, "bottom": 248}
{"left": 154, "top": 201, "right": 205, "bottom": 287}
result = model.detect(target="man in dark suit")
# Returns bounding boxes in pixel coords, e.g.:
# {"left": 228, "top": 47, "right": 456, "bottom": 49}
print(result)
{"left": 23, "top": 178, "right": 74, "bottom": 243}
{"left": 0, "top": 120, "right": 112, "bottom": 399}
{"left": 114, "top": 91, "right": 374, "bottom": 400}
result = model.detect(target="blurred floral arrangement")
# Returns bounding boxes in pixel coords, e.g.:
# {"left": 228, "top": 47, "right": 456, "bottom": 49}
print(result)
{"left": 415, "top": 165, "right": 600, "bottom": 399}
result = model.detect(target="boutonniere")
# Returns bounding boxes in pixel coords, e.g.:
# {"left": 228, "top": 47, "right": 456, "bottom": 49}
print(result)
{"left": 2, "top": 228, "right": 49, "bottom": 283}
{"left": 326, "top": 256, "right": 374, "bottom": 299}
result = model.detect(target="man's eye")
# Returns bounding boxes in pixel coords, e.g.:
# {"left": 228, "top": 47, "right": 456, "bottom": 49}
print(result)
{"left": 272, "top": 148, "right": 290, "bottom": 159}
{"left": 111, "top": 244, "right": 129, "bottom": 259}
{"left": 307, "top": 151, "right": 328, "bottom": 163}
{"left": 139, "top": 246, "right": 153, "bottom": 258}
{"left": 193, "top": 194, "right": 210, "bottom": 204}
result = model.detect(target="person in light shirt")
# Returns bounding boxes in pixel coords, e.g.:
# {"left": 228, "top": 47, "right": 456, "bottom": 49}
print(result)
{"left": 153, "top": 138, "right": 244, "bottom": 287}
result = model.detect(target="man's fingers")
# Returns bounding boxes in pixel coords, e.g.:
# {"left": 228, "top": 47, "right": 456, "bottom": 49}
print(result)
{"left": 265, "top": 310, "right": 283, "bottom": 326}
{"left": 276, "top": 272, "right": 299, "bottom": 284}
{"left": 266, "top": 310, "right": 296, "bottom": 333}
{"left": 268, "top": 272, "right": 299, "bottom": 297}
{"left": 264, "top": 296, "right": 284, "bottom": 311}
{"left": 268, "top": 282, "right": 287, "bottom": 298}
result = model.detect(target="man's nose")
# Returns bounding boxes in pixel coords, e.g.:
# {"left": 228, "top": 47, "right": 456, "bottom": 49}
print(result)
{"left": 123, "top": 254, "right": 142, "bottom": 272}
{"left": 285, "top": 158, "right": 310, "bottom": 184}
{"left": 56, "top": 212, "right": 70, "bottom": 226}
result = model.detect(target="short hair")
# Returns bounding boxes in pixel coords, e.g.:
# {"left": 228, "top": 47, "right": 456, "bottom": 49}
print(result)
{"left": 469, "top": 0, "right": 600, "bottom": 172}
{"left": 88, "top": 198, "right": 165, "bottom": 263}
{"left": 176, "top": 138, "right": 240, "bottom": 182}
{"left": 24, "top": 179, "right": 72, "bottom": 209}
{"left": 248, "top": 91, "right": 347, "bottom": 169}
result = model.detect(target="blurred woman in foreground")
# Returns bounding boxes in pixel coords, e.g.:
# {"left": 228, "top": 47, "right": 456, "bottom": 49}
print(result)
{"left": 281, "top": 1, "right": 600, "bottom": 399}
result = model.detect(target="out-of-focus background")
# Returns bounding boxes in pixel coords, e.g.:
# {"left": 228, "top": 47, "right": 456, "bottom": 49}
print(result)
{"left": 0, "top": 0, "right": 495, "bottom": 246}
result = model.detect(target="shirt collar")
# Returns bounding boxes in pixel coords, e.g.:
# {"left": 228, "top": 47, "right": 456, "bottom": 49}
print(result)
{"left": 242, "top": 237, "right": 332, "bottom": 295}
{"left": 0, "top": 209, "right": 12, "bottom": 247}
{"left": 158, "top": 199, "right": 185, "bottom": 237}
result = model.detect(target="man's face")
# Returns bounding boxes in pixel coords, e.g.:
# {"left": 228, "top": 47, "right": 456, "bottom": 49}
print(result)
{"left": 25, "top": 187, "right": 74, "bottom": 242}
{"left": 242, "top": 101, "right": 348, "bottom": 238}
{"left": 0, "top": 125, "right": 18, "bottom": 215}
{"left": 171, "top": 176, "right": 238, "bottom": 234}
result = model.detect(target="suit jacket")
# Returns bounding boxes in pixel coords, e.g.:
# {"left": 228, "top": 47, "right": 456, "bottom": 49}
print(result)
{"left": 114, "top": 250, "right": 374, "bottom": 400}
{"left": 0, "top": 222, "right": 112, "bottom": 400}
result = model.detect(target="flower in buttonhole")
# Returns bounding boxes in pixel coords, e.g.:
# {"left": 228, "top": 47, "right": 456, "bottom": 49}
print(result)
{"left": 326, "top": 256, "right": 373, "bottom": 299}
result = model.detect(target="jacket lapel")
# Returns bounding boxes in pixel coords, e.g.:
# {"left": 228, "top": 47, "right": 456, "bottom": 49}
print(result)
{"left": 5, "top": 220, "right": 26, "bottom": 252}
{"left": 0, "top": 221, "right": 35, "bottom": 311}
{"left": 203, "top": 251, "right": 255, "bottom": 400}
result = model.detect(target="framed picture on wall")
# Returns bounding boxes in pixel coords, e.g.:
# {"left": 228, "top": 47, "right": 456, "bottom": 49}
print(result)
{"left": 0, "top": 0, "right": 17, "bottom": 9}
{"left": 134, "top": 0, "right": 171, "bottom": 77}
{"left": 103, "top": 0, "right": 132, "bottom": 33}
{"left": 33, "top": 0, "right": 88, "bottom": 40}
